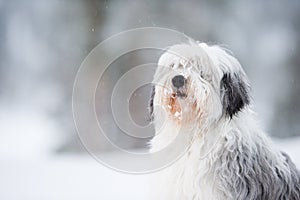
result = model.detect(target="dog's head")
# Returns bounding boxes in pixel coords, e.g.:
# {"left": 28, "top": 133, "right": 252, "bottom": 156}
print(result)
{"left": 150, "top": 42, "right": 250, "bottom": 128}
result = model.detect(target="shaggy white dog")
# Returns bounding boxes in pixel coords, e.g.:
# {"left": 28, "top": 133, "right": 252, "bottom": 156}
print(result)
{"left": 149, "top": 41, "right": 300, "bottom": 200}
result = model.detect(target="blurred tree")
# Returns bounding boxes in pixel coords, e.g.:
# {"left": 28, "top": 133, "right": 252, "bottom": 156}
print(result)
{"left": 54, "top": 0, "right": 110, "bottom": 152}
{"left": 271, "top": 3, "right": 300, "bottom": 138}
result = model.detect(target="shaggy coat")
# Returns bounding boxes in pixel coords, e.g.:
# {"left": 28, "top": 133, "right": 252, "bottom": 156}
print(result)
{"left": 149, "top": 42, "right": 300, "bottom": 200}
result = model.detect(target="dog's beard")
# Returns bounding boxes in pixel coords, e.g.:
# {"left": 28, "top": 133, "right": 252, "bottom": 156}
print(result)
{"left": 161, "top": 84, "right": 201, "bottom": 126}
{"left": 168, "top": 93, "right": 184, "bottom": 120}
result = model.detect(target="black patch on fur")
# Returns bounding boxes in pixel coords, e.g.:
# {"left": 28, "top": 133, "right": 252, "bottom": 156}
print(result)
{"left": 220, "top": 73, "right": 250, "bottom": 118}
{"left": 148, "top": 86, "right": 155, "bottom": 121}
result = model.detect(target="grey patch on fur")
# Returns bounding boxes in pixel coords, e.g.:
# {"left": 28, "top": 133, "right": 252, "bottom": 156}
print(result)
{"left": 214, "top": 136, "right": 300, "bottom": 200}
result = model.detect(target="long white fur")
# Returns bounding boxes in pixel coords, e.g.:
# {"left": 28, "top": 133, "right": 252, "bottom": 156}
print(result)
{"left": 149, "top": 41, "right": 300, "bottom": 200}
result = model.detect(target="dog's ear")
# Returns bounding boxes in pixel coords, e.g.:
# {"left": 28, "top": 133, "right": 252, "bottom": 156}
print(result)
{"left": 148, "top": 86, "right": 155, "bottom": 121}
{"left": 220, "top": 73, "right": 250, "bottom": 118}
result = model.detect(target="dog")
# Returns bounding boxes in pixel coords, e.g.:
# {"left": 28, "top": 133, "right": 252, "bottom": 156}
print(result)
{"left": 149, "top": 41, "right": 300, "bottom": 200}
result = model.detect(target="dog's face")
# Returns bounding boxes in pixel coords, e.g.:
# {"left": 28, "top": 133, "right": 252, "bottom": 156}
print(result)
{"left": 150, "top": 42, "right": 250, "bottom": 129}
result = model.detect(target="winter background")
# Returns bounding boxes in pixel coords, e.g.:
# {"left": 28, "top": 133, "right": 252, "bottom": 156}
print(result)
{"left": 0, "top": 1, "right": 300, "bottom": 200}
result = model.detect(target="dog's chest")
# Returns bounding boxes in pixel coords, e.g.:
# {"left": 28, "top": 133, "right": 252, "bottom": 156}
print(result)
{"left": 152, "top": 149, "right": 220, "bottom": 200}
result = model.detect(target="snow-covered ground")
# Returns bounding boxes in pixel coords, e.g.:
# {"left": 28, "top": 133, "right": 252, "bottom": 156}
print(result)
{"left": 0, "top": 155, "right": 150, "bottom": 200}
{"left": 0, "top": 139, "right": 299, "bottom": 200}
{"left": 0, "top": 106, "right": 149, "bottom": 200}
{"left": 274, "top": 137, "right": 300, "bottom": 167}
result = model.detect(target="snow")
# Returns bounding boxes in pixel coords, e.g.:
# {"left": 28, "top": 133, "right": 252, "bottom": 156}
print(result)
{"left": 274, "top": 137, "right": 300, "bottom": 167}
{"left": 0, "top": 105, "right": 60, "bottom": 160}
{"left": 174, "top": 111, "right": 181, "bottom": 117}
{"left": 0, "top": 139, "right": 298, "bottom": 200}
{"left": 0, "top": 105, "right": 150, "bottom": 200}
{"left": 0, "top": 155, "right": 150, "bottom": 200}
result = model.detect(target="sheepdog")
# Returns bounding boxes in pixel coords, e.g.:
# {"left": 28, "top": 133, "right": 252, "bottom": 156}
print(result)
{"left": 149, "top": 41, "right": 300, "bottom": 200}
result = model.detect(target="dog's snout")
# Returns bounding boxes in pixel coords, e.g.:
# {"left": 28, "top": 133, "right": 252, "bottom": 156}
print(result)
{"left": 172, "top": 75, "right": 186, "bottom": 88}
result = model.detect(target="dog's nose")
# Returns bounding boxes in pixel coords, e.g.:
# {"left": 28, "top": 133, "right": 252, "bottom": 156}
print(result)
{"left": 172, "top": 75, "right": 186, "bottom": 88}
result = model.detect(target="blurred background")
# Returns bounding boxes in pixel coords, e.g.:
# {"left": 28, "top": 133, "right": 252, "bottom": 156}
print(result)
{"left": 0, "top": 1, "right": 299, "bottom": 199}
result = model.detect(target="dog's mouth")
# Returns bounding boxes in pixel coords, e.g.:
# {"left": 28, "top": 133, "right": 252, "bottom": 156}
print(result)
{"left": 175, "top": 91, "right": 187, "bottom": 98}
{"left": 168, "top": 93, "right": 182, "bottom": 118}
{"left": 167, "top": 90, "right": 187, "bottom": 118}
